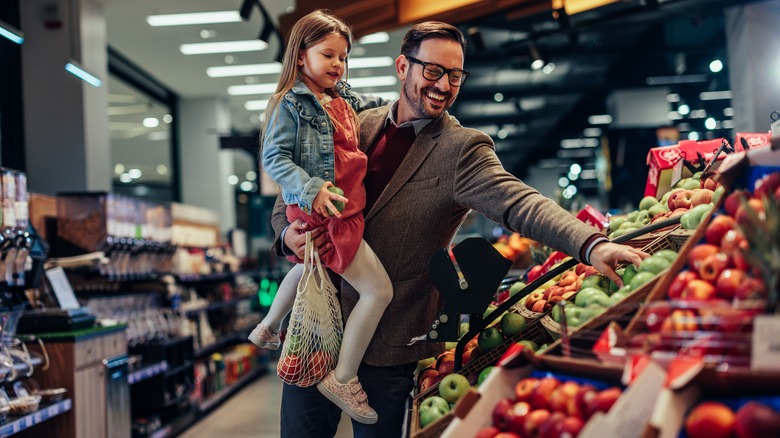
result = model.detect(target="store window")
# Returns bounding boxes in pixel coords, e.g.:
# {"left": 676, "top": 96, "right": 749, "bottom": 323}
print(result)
{"left": 108, "top": 74, "right": 176, "bottom": 201}
{"left": 107, "top": 48, "right": 180, "bottom": 202}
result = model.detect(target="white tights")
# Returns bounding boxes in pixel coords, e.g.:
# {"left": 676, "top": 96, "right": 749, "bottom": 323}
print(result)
{"left": 261, "top": 239, "right": 393, "bottom": 384}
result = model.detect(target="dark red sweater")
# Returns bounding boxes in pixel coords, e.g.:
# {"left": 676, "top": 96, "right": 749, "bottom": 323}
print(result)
{"left": 363, "top": 123, "right": 416, "bottom": 214}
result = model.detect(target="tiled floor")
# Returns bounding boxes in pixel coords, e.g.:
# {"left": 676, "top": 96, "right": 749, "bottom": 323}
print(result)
{"left": 180, "top": 363, "right": 353, "bottom": 438}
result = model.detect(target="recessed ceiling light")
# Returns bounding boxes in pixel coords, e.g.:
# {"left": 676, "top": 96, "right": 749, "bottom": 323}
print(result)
{"left": 699, "top": 91, "right": 732, "bottom": 101}
{"left": 583, "top": 127, "right": 602, "bottom": 137}
{"left": 709, "top": 59, "right": 724, "bottom": 73}
{"left": 146, "top": 11, "right": 242, "bottom": 27}
{"left": 705, "top": 117, "right": 717, "bottom": 130}
{"left": 494, "top": 93, "right": 504, "bottom": 103}
{"left": 128, "top": 169, "right": 142, "bottom": 179}
{"left": 207, "top": 63, "right": 282, "bottom": 78}
{"left": 157, "top": 165, "right": 169, "bottom": 175}
{"left": 245, "top": 99, "right": 269, "bottom": 111}
{"left": 348, "top": 56, "right": 394, "bottom": 69}
{"left": 666, "top": 93, "right": 680, "bottom": 103}
{"left": 228, "top": 175, "right": 239, "bottom": 185}
{"left": 119, "top": 174, "right": 133, "bottom": 183}
{"left": 143, "top": 117, "right": 159, "bottom": 128}
{"left": 723, "top": 107, "right": 735, "bottom": 117}
{"left": 228, "top": 83, "right": 278, "bottom": 96}
{"left": 587, "top": 115, "right": 612, "bottom": 125}
{"left": 114, "top": 164, "right": 125, "bottom": 175}
{"left": 180, "top": 40, "right": 268, "bottom": 55}
{"left": 678, "top": 104, "right": 690, "bottom": 116}
{"left": 358, "top": 32, "right": 389, "bottom": 44}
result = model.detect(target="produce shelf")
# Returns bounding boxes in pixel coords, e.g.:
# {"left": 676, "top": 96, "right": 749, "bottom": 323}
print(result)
{"left": 183, "top": 295, "right": 254, "bottom": 317}
{"left": 0, "top": 398, "right": 72, "bottom": 436}
{"left": 194, "top": 326, "right": 254, "bottom": 359}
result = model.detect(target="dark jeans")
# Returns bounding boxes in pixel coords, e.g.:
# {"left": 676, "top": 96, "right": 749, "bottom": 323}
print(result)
{"left": 280, "top": 361, "right": 417, "bottom": 438}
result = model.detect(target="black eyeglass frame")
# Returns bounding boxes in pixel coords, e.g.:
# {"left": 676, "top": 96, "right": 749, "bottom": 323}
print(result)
{"left": 405, "top": 55, "right": 470, "bottom": 87}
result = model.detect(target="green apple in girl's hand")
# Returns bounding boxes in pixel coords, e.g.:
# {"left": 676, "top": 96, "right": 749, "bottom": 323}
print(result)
{"left": 328, "top": 186, "right": 345, "bottom": 214}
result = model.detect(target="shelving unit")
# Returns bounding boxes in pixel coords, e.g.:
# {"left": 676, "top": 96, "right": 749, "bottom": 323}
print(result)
{"left": 128, "top": 361, "right": 168, "bottom": 385}
{"left": 0, "top": 398, "right": 72, "bottom": 436}
{"left": 198, "top": 366, "right": 266, "bottom": 413}
{"left": 183, "top": 294, "right": 254, "bottom": 317}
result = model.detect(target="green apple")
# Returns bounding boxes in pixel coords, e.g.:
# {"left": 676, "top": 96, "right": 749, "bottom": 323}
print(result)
{"left": 639, "top": 196, "right": 659, "bottom": 211}
{"left": 578, "top": 304, "right": 605, "bottom": 322}
{"left": 647, "top": 203, "right": 668, "bottom": 217}
{"left": 483, "top": 305, "right": 498, "bottom": 319}
{"left": 477, "top": 366, "right": 495, "bottom": 386}
{"left": 419, "top": 395, "right": 450, "bottom": 415}
{"left": 712, "top": 185, "right": 725, "bottom": 205}
{"left": 609, "top": 217, "right": 627, "bottom": 232}
{"left": 621, "top": 265, "right": 638, "bottom": 287}
{"left": 459, "top": 322, "right": 469, "bottom": 339}
{"left": 692, "top": 171, "right": 703, "bottom": 181}
{"left": 608, "top": 290, "right": 628, "bottom": 305}
{"left": 638, "top": 256, "right": 671, "bottom": 275}
{"left": 563, "top": 306, "right": 584, "bottom": 327}
{"left": 653, "top": 249, "right": 678, "bottom": 263}
{"left": 517, "top": 340, "right": 538, "bottom": 352}
{"left": 419, "top": 405, "right": 447, "bottom": 428}
{"left": 581, "top": 274, "right": 609, "bottom": 292}
{"left": 574, "top": 288, "right": 610, "bottom": 307}
{"left": 478, "top": 327, "right": 504, "bottom": 352}
{"left": 629, "top": 271, "right": 656, "bottom": 289}
{"left": 286, "top": 334, "right": 303, "bottom": 355}
{"left": 415, "top": 357, "right": 436, "bottom": 373}
{"left": 445, "top": 341, "right": 458, "bottom": 350}
{"left": 681, "top": 178, "right": 701, "bottom": 190}
{"left": 327, "top": 186, "right": 345, "bottom": 214}
{"left": 438, "top": 373, "right": 471, "bottom": 404}
{"left": 509, "top": 281, "right": 527, "bottom": 297}
{"left": 500, "top": 312, "right": 526, "bottom": 337}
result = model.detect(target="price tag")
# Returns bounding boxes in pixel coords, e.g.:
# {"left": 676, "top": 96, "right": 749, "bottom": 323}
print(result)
{"left": 44, "top": 266, "right": 80, "bottom": 310}
{"left": 48, "top": 405, "right": 58, "bottom": 415}
{"left": 670, "top": 158, "right": 684, "bottom": 188}
{"left": 33, "top": 412, "right": 42, "bottom": 423}
{"left": 752, "top": 315, "right": 780, "bottom": 371}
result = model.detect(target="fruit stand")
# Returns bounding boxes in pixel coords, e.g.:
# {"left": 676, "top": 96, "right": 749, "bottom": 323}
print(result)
{"left": 412, "top": 137, "right": 780, "bottom": 438}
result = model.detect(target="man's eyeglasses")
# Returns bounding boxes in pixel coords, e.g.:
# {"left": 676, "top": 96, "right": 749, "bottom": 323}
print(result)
{"left": 405, "top": 56, "right": 470, "bottom": 87}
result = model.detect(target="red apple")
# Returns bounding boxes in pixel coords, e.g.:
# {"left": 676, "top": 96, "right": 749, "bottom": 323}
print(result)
{"left": 277, "top": 354, "right": 301, "bottom": 382}
{"left": 660, "top": 309, "right": 699, "bottom": 332}
{"left": 754, "top": 172, "right": 780, "bottom": 201}
{"left": 494, "top": 433, "right": 522, "bottom": 438}
{"left": 685, "top": 401, "right": 736, "bottom": 438}
{"left": 524, "top": 409, "right": 552, "bottom": 437}
{"left": 724, "top": 190, "right": 747, "bottom": 216}
{"left": 669, "top": 189, "right": 695, "bottom": 210}
{"left": 668, "top": 271, "right": 699, "bottom": 299}
{"left": 691, "top": 189, "right": 714, "bottom": 206}
{"left": 570, "top": 384, "right": 598, "bottom": 419}
{"left": 705, "top": 215, "right": 737, "bottom": 246}
{"left": 530, "top": 377, "right": 561, "bottom": 410}
{"left": 681, "top": 279, "right": 717, "bottom": 301}
{"left": 475, "top": 426, "right": 501, "bottom": 438}
{"left": 715, "top": 269, "right": 749, "bottom": 300}
{"left": 548, "top": 381, "right": 580, "bottom": 413}
{"left": 560, "top": 415, "right": 585, "bottom": 436}
{"left": 525, "top": 291, "right": 545, "bottom": 311}
{"left": 688, "top": 244, "right": 720, "bottom": 274}
{"left": 775, "top": 185, "right": 780, "bottom": 204}
{"left": 538, "top": 411, "right": 567, "bottom": 438}
{"left": 645, "top": 305, "right": 672, "bottom": 333}
{"left": 697, "top": 253, "right": 730, "bottom": 282}
{"left": 735, "top": 277, "right": 767, "bottom": 301}
{"left": 701, "top": 177, "right": 718, "bottom": 191}
{"left": 505, "top": 401, "right": 532, "bottom": 435}
{"left": 734, "top": 401, "right": 780, "bottom": 438}
{"left": 720, "top": 230, "right": 750, "bottom": 270}
{"left": 492, "top": 398, "right": 515, "bottom": 430}
{"left": 735, "top": 198, "right": 766, "bottom": 225}
{"left": 587, "top": 387, "right": 622, "bottom": 418}
{"left": 515, "top": 377, "right": 540, "bottom": 403}
{"left": 532, "top": 300, "right": 548, "bottom": 313}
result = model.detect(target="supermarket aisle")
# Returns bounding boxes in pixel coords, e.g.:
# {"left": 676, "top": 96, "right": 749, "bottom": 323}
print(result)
{"left": 180, "top": 362, "right": 353, "bottom": 438}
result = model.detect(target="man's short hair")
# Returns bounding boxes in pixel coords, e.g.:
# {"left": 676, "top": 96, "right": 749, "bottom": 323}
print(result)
{"left": 400, "top": 22, "right": 466, "bottom": 57}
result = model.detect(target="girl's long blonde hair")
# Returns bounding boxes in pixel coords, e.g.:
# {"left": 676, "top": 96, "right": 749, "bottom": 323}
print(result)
{"left": 262, "top": 10, "right": 353, "bottom": 139}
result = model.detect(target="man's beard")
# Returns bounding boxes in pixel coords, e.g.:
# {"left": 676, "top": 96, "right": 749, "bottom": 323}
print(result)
{"left": 402, "top": 80, "right": 452, "bottom": 120}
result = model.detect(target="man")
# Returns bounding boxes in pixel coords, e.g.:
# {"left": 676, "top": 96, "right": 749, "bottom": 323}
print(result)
{"left": 272, "top": 22, "right": 648, "bottom": 438}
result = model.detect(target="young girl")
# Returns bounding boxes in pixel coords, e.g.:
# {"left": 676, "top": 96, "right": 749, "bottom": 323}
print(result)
{"left": 247, "top": 10, "right": 392, "bottom": 424}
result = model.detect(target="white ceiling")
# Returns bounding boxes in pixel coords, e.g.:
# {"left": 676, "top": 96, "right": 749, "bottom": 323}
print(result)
{"left": 104, "top": 0, "right": 408, "bottom": 133}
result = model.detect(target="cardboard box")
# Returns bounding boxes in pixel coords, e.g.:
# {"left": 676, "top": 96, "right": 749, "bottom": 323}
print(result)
{"left": 643, "top": 136, "right": 759, "bottom": 198}
{"left": 440, "top": 352, "right": 666, "bottom": 438}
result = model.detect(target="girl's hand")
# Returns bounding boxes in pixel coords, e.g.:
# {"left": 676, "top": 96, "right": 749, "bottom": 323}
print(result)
{"left": 313, "top": 182, "right": 348, "bottom": 218}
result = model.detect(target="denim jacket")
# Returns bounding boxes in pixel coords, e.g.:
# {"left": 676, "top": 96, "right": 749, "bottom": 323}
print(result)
{"left": 261, "top": 79, "right": 389, "bottom": 213}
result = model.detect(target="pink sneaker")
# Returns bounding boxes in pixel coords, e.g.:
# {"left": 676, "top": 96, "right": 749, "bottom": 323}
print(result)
{"left": 247, "top": 324, "right": 280, "bottom": 349}
{"left": 317, "top": 371, "right": 378, "bottom": 424}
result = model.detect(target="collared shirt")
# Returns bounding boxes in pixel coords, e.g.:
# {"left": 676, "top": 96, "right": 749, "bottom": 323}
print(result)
{"left": 383, "top": 101, "right": 433, "bottom": 136}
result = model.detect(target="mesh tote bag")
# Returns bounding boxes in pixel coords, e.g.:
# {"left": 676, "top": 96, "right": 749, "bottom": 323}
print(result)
{"left": 277, "top": 232, "right": 343, "bottom": 387}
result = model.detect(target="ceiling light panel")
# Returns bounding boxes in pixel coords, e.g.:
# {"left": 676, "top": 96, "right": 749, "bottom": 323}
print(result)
{"left": 146, "top": 11, "right": 242, "bottom": 27}
{"left": 207, "top": 63, "right": 282, "bottom": 77}
{"left": 181, "top": 40, "right": 268, "bottom": 55}
{"left": 357, "top": 32, "right": 390, "bottom": 44}
{"left": 348, "top": 57, "right": 394, "bottom": 69}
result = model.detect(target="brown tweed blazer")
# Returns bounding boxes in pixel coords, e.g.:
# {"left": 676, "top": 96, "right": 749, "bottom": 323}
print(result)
{"left": 272, "top": 107, "right": 600, "bottom": 366}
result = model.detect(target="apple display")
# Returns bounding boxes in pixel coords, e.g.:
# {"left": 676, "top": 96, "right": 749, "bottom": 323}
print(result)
{"left": 753, "top": 172, "right": 780, "bottom": 201}
{"left": 571, "top": 384, "right": 598, "bottom": 419}
{"left": 438, "top": 373, "right": 471, "bottom": 404}
{"left": 523, "top": 409, "right": 552, "bottom": 437}
{"left": 474, "top": 426, "right": 501, "bottom": 438}
{"left": 548, "top": 381, "right": 580, "bottom": 413}
{"left": 668, "top": 189, "right": 695, "bottom": 210}
{"left": 697, "top": 252, "right": 730, "bottom": 282}
{"left": 687, "top": 244, "right": 720, "bottom": 273}
{"left": 684, "top": 401, "right": 736, "bottom": 438}
{"left": 735, "top": 198, "right": 766, "bottom": 225}
{"left": 690, "top": 188, "right": 714, "bottom": 206}
{"left": 420, "top": 395, "right": 450, "bottom": 414}
{"left": 500, "top": 313, "right": 527, "bottom": 337}
{"left": 537, "top": 411, "right": 567, "bottom": 438}
{"left": 735, "top": 277, "right": 767, "bottom": 301}
{"left": 479, "top": 327, "right": 506, "bottom": 352}
{"left": 419, "top": 404, "right": 448, "bottom": 428}
{"left": 587, "top": 387, "right": 622, "bottom": 418}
